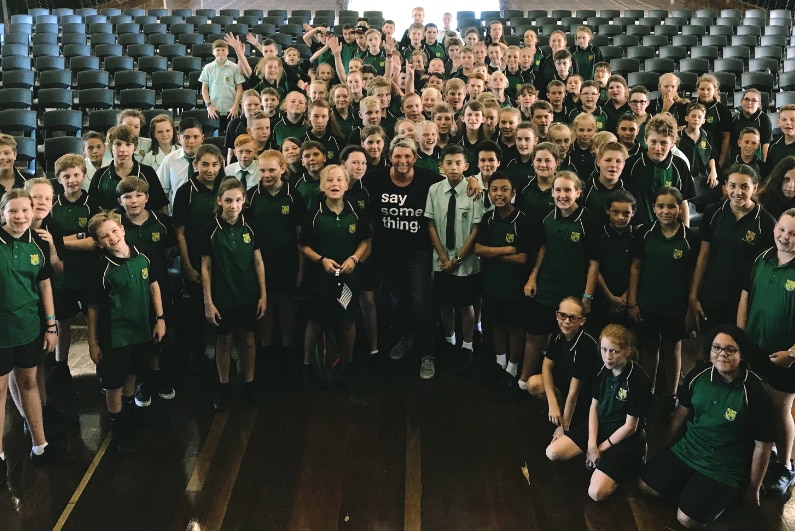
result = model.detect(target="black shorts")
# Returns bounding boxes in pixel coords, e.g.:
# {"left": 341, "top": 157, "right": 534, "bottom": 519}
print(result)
{"left": 481, "top": 296, "right": 526, "bottom": 329}
{"left": 699, "top": 293, "right": 738, "bottom": 331}
{"left": 640, "top": 446, "right": 739, "bottom": 526}
{"left": 97, "top": 342, "right": 150, "bottom": 390}
{"left": 265, "top": 271, "right": 298, "bottom": 296}
{"left": 432, "top": 272, "right": 480, "bottom": 307}
{"left": 525, "top": 298, "right": 558, "bottom": 336}
{"left": 215, "top": 305, "right": 258, "bottom": 335}
{"left": 566, "top": 422, "right": 646, "bottom": 483}
{"left": 639, "top": 310, "right": 687, "bottom": 342}
{"left": 746, "top": 346, "right": 795, "bottom": 393}
{"left": 54, "top": 288, "right": 88, "bottom": 320}
{"left": 0, "top": 337, "right": 42, "bottom": 376}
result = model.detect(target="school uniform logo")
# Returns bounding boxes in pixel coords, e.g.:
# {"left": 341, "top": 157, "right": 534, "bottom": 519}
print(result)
{"left": 570, "top": 232, "right": 581, "bottom": 242}
{"left": 673, "top": 249, "right": 683, "bottom": 259}
{"left": 724, "top": 408, "right": 737, "bottom": 421}
{"left": 588, "top": 54, "right": 594, "bottom": 60}
{"left": 30, "top": 254, "right": 40, "bottom": 265}
{"left": 462, "top": 211, "right": 469, "bottom": 220}
{"left": 505, "top": 233, "right": 515, "bottom": 243}
{"left": 141, "top": 267, "right": 148, "bottom": 279}
{"left": 786, "top": 279, "right": 795, "bottom": 292}
{"left": 78, "top": 217, "right": 87, "bottom": 227}
{"left": 706, "top": 116, "right": 714, "bottom": 124}
{"left": 357, "top": 199, "right": 366, "bottom": 210}
{"left": 617, "top": 388, "right": 628, "bottom": 401}
{"left": 327, "top": 151, "right": 334, "bottom": 159}
{"left": 281, "top": 205, "right": 290, "bottom": 215}
{"left": 243, "top": 233, "right": 252, "bottom": 244}
{"left": 151, "top": 232, "right": 161, "bottom": 242}
{"left": 348, "top": 223, "right": 357, "bottom": 234}
{"left": 700, "top": 141, "right": 707, "bottom": 149}
{"left": 744, "top": 231, "right": 756, "bottom": 243}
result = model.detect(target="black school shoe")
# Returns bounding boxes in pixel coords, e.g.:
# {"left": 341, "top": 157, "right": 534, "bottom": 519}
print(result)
{"left": 213, "top": 383, "right": 232, "bottom": 412}
{"left": 764, "top": 462, "right": 795, "bottom": 497}
{"left": 29, "top": 442, "right": 75, "bottom": 464}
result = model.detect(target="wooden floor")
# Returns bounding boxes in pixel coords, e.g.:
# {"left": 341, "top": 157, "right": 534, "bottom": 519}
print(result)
{"left": 3, "top": 0, "right": 793, "bottom": 529}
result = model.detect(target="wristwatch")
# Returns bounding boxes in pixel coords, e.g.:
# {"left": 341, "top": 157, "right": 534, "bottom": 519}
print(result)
{"left": 454, "top": 255, "right": 464, "bottom": 265}
{"left": 155, "top": 315, "right": 165, "bottom": 321}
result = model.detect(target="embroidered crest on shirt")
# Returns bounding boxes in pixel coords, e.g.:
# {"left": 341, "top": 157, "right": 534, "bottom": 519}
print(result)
{"left": 673, "top": 249, "right": 683, "bottom": 259}
{"left": 617, "top": 387, "right": 628, "bottom": 401}
{"left": 78, "top": 217, "right": 87, "bottom": 227}
{"left": 744, "top": 231, "right": 756, "bottom": 243}
{"left": 724, "top": 408, "right": 737, "bottom": 421}
{"left": 281, "top": 205, "right": 290, "bottom": 215}
{"left": 141, "top": 267, "right": 148, "bottom": 279}
{"left": 348, "top": 223, "right": 357, "bottom": 234}
{"left": 505, "top": 233, "right": 515, "bottom": 243}
{"left": 243, "top": 233, "right": 252, "bottom": 244}
{"left": 30, "top": 254, "right": 39, "bottom": 266}
{"left": 785, "top": 279, "right": 795, "bottom": 292}
{"left": 570, "top": 231, "right": 581, "bottom": 242}
{"left": 151, "top": 232, "right": 161, "bottom": 242}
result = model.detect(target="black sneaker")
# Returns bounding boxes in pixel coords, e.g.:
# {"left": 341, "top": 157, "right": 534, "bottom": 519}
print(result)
{"left": 46, "top": 361, "right": 72, "bottom": 389}
{"left": 764, "top": 462, "right": 795, "bottom": 496}
{"left": 152, "top": 372, "right": 176, "bottom": 400}
{"left": 29, "top": 443, "right": 75, "bottom": 464}
{"left": 134, "top": 383, "right": 152, "bottom": 408}
{"left": 213, "top": 383, "right": 232, "bottom": 412}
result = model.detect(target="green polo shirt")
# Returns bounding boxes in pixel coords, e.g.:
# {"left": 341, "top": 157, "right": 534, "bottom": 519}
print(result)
{"left": 332, "top": 105, "right": 358, "bottom": 137}
{"left": 583, "top": 178, "right": 627, "bottom": 227}
{"left": 121, "top": 210, "right": 175, "bottom": 278}
{"left": 345, "top": 180, "right": 371, "bottom": 215}
{"left": 304, "top": 130, "right": 344, "bottom": 165}
{"left": 51, "top": 192, "right": 101, "bottom": 290}
{"left": 695, "top": 98, "right": 732, "bottom": 146}
{"left": 298, "top": 200, "right": 372, "bottom": 293}
{"left": 672, "top": 363, "right": 775, "bottom": 488}
{"left": 678, "top": 128, "right": 714, "bottom": 180}
{"left": 415, "top": 148, "right": 441, "bottom": 173}
{"left": 745, "top": 248, "right": 795, "bottom": 353}
{"left": 536, "top": 206, "right": 600, "bottom": 308}
{"left": 766, "top": 136, "right": 795, "bottom": 171}
{"left": 202, "top": 215, "right": 260, "bottom": 309}
{"left": 476, "top": 208, "right": 534, "bottom": 300}
{"left": 246, "top": 181, "right": 306, "bottom": 280}
{"left": 360, "top": 49, "right": 387, "bottom": 75}
{"left": 518, "top": 176, "right": 554, "bottom": 223}
{"left": 570, "top": 44, "right": 601, "bottom": 81}
{"left": 568, "top": 106, "right": 608, "bottom": 132}
{"left": 505, "top": 158, "right": 535, "bottom": 189}
{"left": 546, "top": 329, "right": 600, "bottom": 397}
{"left": 272, "top": 116, "right": 309, "bottom": 147}
{"left": 422, "top": 42, "right": 445, "bottom": 61}
{"left": 0, "top": 229, "right": 52, "bottom": 348}
{"left": 90, "top": 247, "right": 154, "bottom": 349}
{"left": 635, "top": 222, "right": 699, "bottom": 318}
{"left": 596, "top": 224, "right": 636, "bottom": 304}
{"left": 605, "top": 102, "right": 631, "bottom": 134}
{"left": 592, "top": 361, "right": 651, "bottom": 434}
{"left": 622, "top": 151, "right": 695, "bottom": 225}
{"left": 295, "top": 172, "right": 322, "bottom": 210}
{"left": 698, "top": 201, "right": 776, "bottom": 304}
{"left": 172, "top": 176, "right": 222, "bottom": 272}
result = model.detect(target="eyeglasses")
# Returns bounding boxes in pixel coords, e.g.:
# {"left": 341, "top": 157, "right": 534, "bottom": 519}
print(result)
{"left": 710, "top": 344, "right": 740, "bottom": 356}
{"left": 742, "top": 97, "right": 761, "bottom": 103}
{"left": 556, "top": 311, "right": 584, "bottom": 322}
{"left": 629, "top": 100, "right": 648, "bottom": 104}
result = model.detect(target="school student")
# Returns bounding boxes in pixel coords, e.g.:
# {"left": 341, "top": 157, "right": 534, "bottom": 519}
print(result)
{"left": 678, "top": 102, "right": 719, "bottom": 209}
{"left": 117, "top": 177, "right": 177, "bottom": 406}
{"left": 628, "top": 187, "right": 699, "bottom": 413}
{"left": 246, "top": 150, "right": 306, "bottom": 358}
{"left": 87, "top": 211, "right": 166, "bottom": 453}
{"left": 504, "top": 123, "right": 536, "bottom": 188}
{"left": 225, "top": 134, "right": 260, "bottom": 191}
{"left": 546, "top": 324, "right": 651, "bottom": 502}
{"left": 157, "top": 118, "right": 206, "bottom": 207}
{"left": 527, "top": 297, "right": 600, "bottom": 433}
{"left": 425, "top": 145, "right": 485, "bottom": 375}
{"left": 172, "top": 144, "right": 226, "bottom": 365}
{"left": 640, "top": 325, "right": 774, "bottom": 527}
{"left": 738, "top": 209, "right": 795, "bottom": 497}
{"left": 202, "top": 179, "right": 267, "bottom": 411}
{"left": 298, "top": 165, "right": 371, "bottom": 381}
{"left": 584, "top": 142, "right": 629, "bottom": 227}
{"left": 522, "top": 172, "right": 600, "bottom": 389}
{"left": 48, "top": 156, "right": 100, "bottom": 389}
{"left": 0, "top": 189, "right": 73, "bottom": 471}
{"left": 518, "top": 142, "right": 558, "bottom": 224}
{"left": 89, "top": 125, "right": 169, "bottom": 213}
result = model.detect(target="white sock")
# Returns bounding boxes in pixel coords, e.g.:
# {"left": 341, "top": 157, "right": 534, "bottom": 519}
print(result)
{"left": 496, "top": 353, "right": 507, "bottom": 369}
{"left": 31, "top": 442, "right": 48, "bottom": 456}
{"left": 462, "top": 341, "right": 473, "bottom": 351}
{"left": 518, "top": 379, "right": 528, "bottom": 390}
{"left": 0, "top": 452, "right": 4, "bottom": 460}
{"left": 445, "top": 334, "right": 456, "bottom": 345}
{"left": 506, "top": 361, "right": 518, "bottom": 377}
{"left": 369, "top": 349, "right": 379, "bottom": 355}
{"left": 476, "top": 321, "right": 482, "bottom": 333}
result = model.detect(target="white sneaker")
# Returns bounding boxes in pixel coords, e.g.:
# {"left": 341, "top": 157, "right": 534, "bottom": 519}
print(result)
{"left": 419, "top": 356, "right": 436, "bottom": 380}
{"left": 389, "top": 337, "right": 414, "bottom": 360}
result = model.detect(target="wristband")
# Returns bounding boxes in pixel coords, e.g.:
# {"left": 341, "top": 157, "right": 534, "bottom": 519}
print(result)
{"left": 349, "top": 255, "right": 359, "bottom": 264}
{"left": 46, "top": 330, "right": 57, "bottom": 335}
{"left": 317, "top": 256, "right": 325, "bottom": 264}
{"left": 45, "top": 314, "right": 56, "bottom": 321}
{"left": 582, "top": 293, "right": 593, "bottom": 300}
{"left": 607, "top": 437, "right": 614, "bottom": 447}
{"left": 47, "top": 323, "right": 57, "bottom": 328}
{"left": 155, "top": 315, "right": 165, "bottom": 321}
